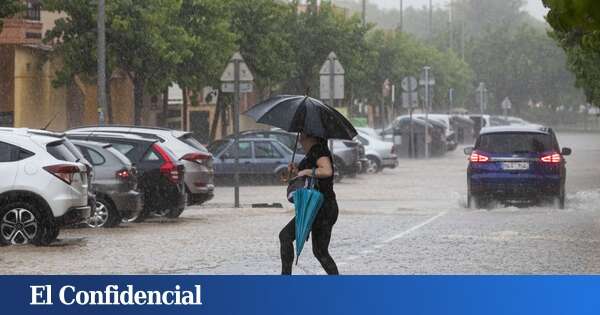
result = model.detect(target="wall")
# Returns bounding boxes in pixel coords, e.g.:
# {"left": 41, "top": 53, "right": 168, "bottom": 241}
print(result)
{"left": 13, "top": 46, "right": 68, "bottom": 130}
{"left": 0, "top": 46, "right": 15, "bottom": 113}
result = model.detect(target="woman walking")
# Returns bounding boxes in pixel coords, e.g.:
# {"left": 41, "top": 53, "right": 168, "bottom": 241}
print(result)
{"left": 279, "top": 132, "right": 339, "bottom": 275}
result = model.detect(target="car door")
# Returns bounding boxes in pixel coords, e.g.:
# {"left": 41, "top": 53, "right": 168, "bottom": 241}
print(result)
{"left": 219, "top": 140, "right": 253, "bottom": 176}
{"left": 253, "top": 141, "right": 285, "bottom": 175}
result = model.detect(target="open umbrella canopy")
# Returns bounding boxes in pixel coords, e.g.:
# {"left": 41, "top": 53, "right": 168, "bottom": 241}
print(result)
{"left": 243, "top": 95, "right": 357, "bottom": 140}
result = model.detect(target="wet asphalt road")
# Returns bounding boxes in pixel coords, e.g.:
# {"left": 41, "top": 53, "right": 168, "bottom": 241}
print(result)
{"left": 2, "top": 132, "right": 600, "bottom": 275}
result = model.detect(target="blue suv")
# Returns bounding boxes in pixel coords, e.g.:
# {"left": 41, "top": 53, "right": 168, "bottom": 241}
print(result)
{"left": 465, "top": 126, "right": 572, "bottom": 209}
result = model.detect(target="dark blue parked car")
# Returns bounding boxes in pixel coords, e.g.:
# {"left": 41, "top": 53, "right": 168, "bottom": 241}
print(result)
{"left": 465, "top": 126, "right": 572, "bottom": 209}
{"left": 208, "top": 138, "right": 304, "bottom": 184}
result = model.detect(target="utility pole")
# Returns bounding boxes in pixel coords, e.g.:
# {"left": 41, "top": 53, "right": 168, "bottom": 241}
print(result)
{"left": 448, "top": 88, "right": 454, "bottom": 115}
{"left": 97, "top": 0, "right": 108, "bottom": 125}
{"left": 362, "top": 0, "right": 367, "bottom": 27}
{"left": 399, "top": 0, "right": 403, "bottom": 32}
{"left": 449, "top": 0, "right": 454, "bottom": 52}
{"left": 428, "top": 0, "right": 433, "bottom": 39}
{"left": 478, "top": 82, "right": 486, "bottom": 115}
{"left": 424, "top": 66, "right": 431, "bottom": 159}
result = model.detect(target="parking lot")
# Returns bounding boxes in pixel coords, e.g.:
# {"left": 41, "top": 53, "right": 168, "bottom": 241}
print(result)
{"left": 2, "top": 131, "right": 600, "bottom": 275}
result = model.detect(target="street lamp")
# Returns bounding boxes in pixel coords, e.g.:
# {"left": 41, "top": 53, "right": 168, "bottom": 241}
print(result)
{"left": 97, "top": 0, "right": 108, "bottom": 125}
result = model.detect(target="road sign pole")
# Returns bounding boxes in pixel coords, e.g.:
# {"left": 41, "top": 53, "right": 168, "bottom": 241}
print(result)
{"left": 448, "top": 88, "right": 454, "bottom": 115}
{"left": 424, "top": 66, "right": 431, "bottom": 159}
{"left": 329, "top": 54, "right": 335, "bottom": 107}
{"left": 479, "top": 82, "right": 485, "bottom": 115}
{"left": 233, "top": 59, "right": 240, "bottom": 208}
{"left": 408, "top": 79, "right": 414, "bottom": 158}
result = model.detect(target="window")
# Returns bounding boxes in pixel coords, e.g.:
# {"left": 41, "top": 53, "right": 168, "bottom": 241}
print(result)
{"left": 86, "top": 148, "right": 106, "bottom": 166}
{"left": 111, "top": 143, "right": 136, "bottom": 158}
{"left": 223, "top": 142, "right": 252, "bottom": 159}
{"left": 255, "top": 142, "right": 282, "bottom": 159}
{"left": 269, "top": 134, "right": 295, "bottom": 149}
{"left": 142, "top": 149, "right": 162, "bottom": 162}
{"left": 47, "top": 141, "right": 78, "bottom": 162}
{"left": 477, "top": 133, "right": 555, "bottom": 153}
{"left": 178, "top": 134, "right": 208, "bottom": 153}
{"left": 0, "top": 142, "right": 29, "bottom": 162}
{"left": 25, "top": 1, "right": 41, "bottom": 21}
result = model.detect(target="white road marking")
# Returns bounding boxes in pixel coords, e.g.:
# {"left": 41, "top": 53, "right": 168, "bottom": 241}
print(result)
{"left": 383, "top": 211, "right": 448, "bottom": 244}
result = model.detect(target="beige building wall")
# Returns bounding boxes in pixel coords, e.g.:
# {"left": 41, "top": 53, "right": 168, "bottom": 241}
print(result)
{"left": 13, "top": 46, "right": 68, "bottom": 131}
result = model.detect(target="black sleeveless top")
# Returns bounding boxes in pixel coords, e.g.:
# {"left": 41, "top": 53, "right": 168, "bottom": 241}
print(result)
{"left": 298, "top": 143, "right": 336, "bottom": 200}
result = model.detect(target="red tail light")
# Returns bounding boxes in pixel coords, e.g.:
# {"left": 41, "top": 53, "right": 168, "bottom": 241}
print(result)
{"left": 44, "top": 164, "right": 81, "bottom": 185}
{"left": 541, "top": 153, "right": 561, "bottom": 163}
{"left": 116, "top": 169, "right": 131, "bottom": 180}
{"left": 181, "top": 152, "right": 211, "bottom": 164}
{"left": 469, "top": 151, "right": 490, "bottom": 163}
{"left": 153, "top": 144, "right": 183, "bottom": 183}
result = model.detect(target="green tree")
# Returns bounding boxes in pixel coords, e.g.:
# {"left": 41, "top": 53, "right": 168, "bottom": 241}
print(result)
{"left": 176, "top": 0, "right": 236, "bottom": 110}
{"left": 44, "top": 0, "right": 191, "bottom": 124}
{"left": 0, "top": 0, "right": 23, "bottom": 32}
{"left": 545, "top": 0, "right": 600, "bottom": 105}
{"left": 227, "top": 0, "right": 295, "bottom": 99}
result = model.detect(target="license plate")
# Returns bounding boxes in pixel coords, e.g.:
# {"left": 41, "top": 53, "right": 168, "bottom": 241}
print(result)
{"left": 501, "top": 162, "right": 529, "bottom": 170}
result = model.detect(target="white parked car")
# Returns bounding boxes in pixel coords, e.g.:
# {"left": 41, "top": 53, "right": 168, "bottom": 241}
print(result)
{"left": 356, "top": 130, "right": 398, "bottom": 173}
{"left": 0, "top": 131, "right": 91, "bottom": 245}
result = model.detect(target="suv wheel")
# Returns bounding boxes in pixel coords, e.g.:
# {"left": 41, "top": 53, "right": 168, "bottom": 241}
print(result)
{"left": 365, "top": 157, "right": 380, "bottom": 174}
{"left": 165, "top": 207, "right": 185, "bottom": 219}
{"left": 467, "top": 192, "right": 484, "bottom": 209}
{"left": 0, "top": 202, "right": 50, "bottom": 246}
{"left": 87, "top": 198, "right": 121, "bottom": 228}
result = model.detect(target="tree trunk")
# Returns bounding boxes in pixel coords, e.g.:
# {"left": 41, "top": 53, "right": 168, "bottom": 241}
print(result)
{"left": 106, "top": 78, "right": 113, "bottom": 124}
{"left": 133, "top": 75, "right": 144, "bottom": 125}
{"left": 210, "top": 89, "right": 223, "bottom": 141}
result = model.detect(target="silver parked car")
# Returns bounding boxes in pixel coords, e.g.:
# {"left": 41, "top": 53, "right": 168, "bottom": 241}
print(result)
{"left": 68, "top": 126, "right": 214, "bottom": 206}
{"left": 71, "top": 140, "right": 142, "bottom": 228}
{"left": 356, "top": 130, "right": 398, "bottom": 173}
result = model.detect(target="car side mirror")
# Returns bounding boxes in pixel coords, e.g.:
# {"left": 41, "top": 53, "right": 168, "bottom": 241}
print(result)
{"left": 464, "top": 147, "right": 474, "bottom": 155}
{"left": 561, "top": 148, "right": 572, "bottom": 156}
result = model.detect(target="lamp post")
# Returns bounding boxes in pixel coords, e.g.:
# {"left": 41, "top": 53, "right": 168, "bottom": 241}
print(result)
{"left": 97, "top": 0, "right": 108, "bottom": 125}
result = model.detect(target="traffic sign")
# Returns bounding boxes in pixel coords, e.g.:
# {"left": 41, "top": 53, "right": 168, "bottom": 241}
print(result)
{"left": 221, "top": 82, "right": 253, "bottom": 93}
{"left": 401, "top": 76, "right": 418, "bottom": 92}
{"left": 220, "top": 52, "right": 254, "bottom": 82}
{"left": 419, "top": 72, "right": 436, "bottom": 86}
{"left": 402, "top": 92, "right": 419, "bottom": 109}
{"left": 320, "top": 51, "right": 345, "bottom": 100}
{"left": 319, "top": 52, "right": 345, "bottom": 75}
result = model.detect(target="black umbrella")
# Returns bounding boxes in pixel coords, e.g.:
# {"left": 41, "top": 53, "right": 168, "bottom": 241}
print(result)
{"left": 244, "top": 95, "right": 357, "bottom": 140}
{"left": 243, "top": 95, "right": 358, "bottom": 163}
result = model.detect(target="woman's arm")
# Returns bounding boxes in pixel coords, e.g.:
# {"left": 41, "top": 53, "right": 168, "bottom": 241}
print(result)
{"left": 298, "top": 156, "right": 333, "bottom": 178}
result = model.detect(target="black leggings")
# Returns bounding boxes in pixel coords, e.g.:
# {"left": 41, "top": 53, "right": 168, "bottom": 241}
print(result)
{"left": 279, "top": 209, "right": 339, "bottom": 275}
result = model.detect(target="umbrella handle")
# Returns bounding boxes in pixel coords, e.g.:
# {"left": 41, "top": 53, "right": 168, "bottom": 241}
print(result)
{"left": 290, "top": 131, "right": 300, "bottom": 166}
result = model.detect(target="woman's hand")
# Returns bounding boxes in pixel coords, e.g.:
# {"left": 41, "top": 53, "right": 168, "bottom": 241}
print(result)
{"left": 297, "top": 169, "right": 313, "bottom": 178}
{"left": 288, "top": 163, "right": 298, "bottom": 176}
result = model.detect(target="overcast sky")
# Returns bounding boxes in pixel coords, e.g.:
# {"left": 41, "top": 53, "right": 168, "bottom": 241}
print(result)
{"left": 343, "top": 0, "right": 549, "bottom": 20}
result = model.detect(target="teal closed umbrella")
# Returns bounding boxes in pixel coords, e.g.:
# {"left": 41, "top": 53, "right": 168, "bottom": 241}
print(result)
{"left": 293, "top": 173, "right": 324, "bottom": 265}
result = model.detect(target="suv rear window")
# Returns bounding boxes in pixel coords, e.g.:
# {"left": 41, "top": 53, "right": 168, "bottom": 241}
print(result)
{"left": 0, "top": 142, "right": 33, "bottom": 162}
{"left": 178, "top": 134, "right": 208, "bottom": 153}
{"left": 47, "top": 141, "right": 79, "bottom": 162}
{"left": 477, "top": 133, "right": 556, "bottom": 153}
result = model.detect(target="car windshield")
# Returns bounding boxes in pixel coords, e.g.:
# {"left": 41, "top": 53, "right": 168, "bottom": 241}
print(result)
{"left": 477, "top": 133, "right": 555, "bottom": 153}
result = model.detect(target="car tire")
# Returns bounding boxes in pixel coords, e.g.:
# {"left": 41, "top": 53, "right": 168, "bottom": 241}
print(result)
{"left": 165, "top": 207, "right": 185, "bottom": 219}
{"left": 0, "top": 201, "right": 52, "bottom": 246}
{"left": 87, "top": 198, "right": 121, "bottom": 228}
{"left": 366, "top": 156, "right": 381, "bottom": 174}
{"left": 467, "top": 193, "right": 484, "bottom": 209}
